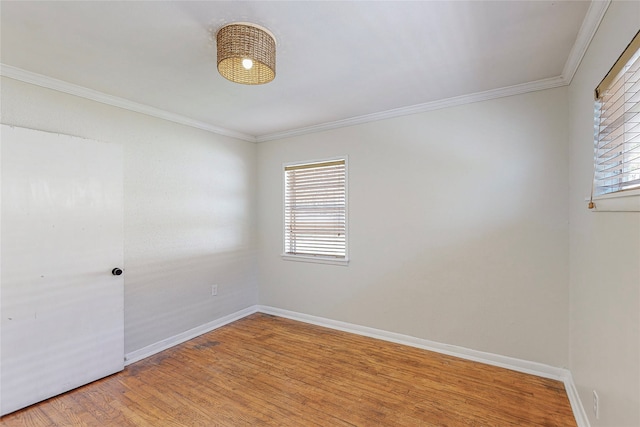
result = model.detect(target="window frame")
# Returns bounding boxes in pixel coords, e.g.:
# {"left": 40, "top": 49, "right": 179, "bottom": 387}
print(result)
{"left": 281, "top": 156, "right": 349, "bottom": 266}
{"left": 590, "top": 30, "right": 640, "bottom": 212}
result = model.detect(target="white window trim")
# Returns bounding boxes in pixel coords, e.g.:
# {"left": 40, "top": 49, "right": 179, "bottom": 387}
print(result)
{"left": 281, "top": 253, "right": 349, "bottom": 266}
{"left": 281, "top": 156, "right": 349, "bottom": 266}
{"left": 590, "top": 188, "right": 640, "bottom": 212}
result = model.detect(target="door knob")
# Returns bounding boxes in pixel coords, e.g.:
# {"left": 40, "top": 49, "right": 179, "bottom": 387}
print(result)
{"left": 111, "top": 268, "right": 123, "bottom": 276}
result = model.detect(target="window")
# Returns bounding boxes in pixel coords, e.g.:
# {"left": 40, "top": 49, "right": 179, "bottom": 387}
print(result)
{"left": 283, "top": 158, "right": 348, "bottom": 265}
{"left": 591, "top": 30, "right": 640, "bottom": 211}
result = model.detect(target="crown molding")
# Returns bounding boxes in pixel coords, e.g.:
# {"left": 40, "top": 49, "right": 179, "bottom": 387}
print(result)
{"left": 255, "top": 75, "right": 567, "bottom": 142}
{"left": 561, "top": 0, "right": 611, "bottom": 85}
{"left": 1, "top": 1, "right": 608, "bottom": 145}
{"left": 0, "top": 64, "right": 256, "bottom": 143}
{"left": 255, "top": 1, "right": 609, "bottom": 143}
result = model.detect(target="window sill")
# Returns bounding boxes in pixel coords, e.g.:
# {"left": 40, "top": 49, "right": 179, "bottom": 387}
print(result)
{"left": 281, "top": 254, "right": 349, "bottom": 266}
{"left": 590, "top": 189, "right": 640, "bottom": 212}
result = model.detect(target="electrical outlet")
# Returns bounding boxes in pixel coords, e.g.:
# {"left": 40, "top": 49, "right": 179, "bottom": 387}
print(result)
{"left": 211, "top": 285, "right": 218, "bottom": 296}
{"left": 593, "top": 390, "right": 599, "bottom": 420}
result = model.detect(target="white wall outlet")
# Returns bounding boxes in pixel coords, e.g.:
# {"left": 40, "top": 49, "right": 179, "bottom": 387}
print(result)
{"left": 211, "top": 285, "right": 218, "bottom": 296}
{"left": 593, "top": 390, "right": 599, "bottom": 420}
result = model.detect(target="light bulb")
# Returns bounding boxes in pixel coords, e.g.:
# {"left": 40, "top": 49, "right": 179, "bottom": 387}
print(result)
{"left": 242, "top": 58, "right": 253, "bottom": 70}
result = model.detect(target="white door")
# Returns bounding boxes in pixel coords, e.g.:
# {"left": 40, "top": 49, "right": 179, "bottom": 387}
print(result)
{"left": 0, "top": 125, "right": 124, "bottom": 416}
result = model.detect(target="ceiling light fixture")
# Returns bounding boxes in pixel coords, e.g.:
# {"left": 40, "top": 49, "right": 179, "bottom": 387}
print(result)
{"left": 216, "top": 22, "right": 276, "bottom": 85}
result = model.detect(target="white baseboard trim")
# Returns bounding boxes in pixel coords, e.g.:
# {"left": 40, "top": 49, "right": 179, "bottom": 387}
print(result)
{"left": 124, "top": 305, "right": 259, "bottom": 365}
{"left": 123, "top": 304, "right": 588, "bottom": 427}
{"left": 564, "top": 371, "right": 591, "bottom": 427}
{"left": 258, "top": 305, "right": 565, "bottom": 379}
{"left": 257, "top": 305, "right": 589, "bottom": 427}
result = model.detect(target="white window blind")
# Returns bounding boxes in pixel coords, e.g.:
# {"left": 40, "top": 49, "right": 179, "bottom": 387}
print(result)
{"left": 593, "top": 30, "right": 640, "bottom": 198}
{"left": 284, "top": 159, "right": 346, "bottom": 259}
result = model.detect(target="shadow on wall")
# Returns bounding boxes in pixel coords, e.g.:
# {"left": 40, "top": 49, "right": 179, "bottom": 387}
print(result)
{"left": 122, "top": 140, "right": 257, "bottom": 354}
{"left": 124, "top": 248, "right": 258, "bottom": 353}
{"left": 125, "top": 138, "right": 254, "bottom": 258}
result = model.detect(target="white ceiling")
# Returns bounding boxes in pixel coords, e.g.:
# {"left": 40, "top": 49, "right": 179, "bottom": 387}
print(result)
{"left": 1, "top": 1, "right": 602, "bottom": 142}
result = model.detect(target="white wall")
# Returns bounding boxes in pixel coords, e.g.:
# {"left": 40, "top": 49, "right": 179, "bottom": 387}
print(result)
{"left": 258, "top": 88, "right": 570, "bottom": 367}
{"left": 568, "top": 2, "right": 640, "bottom": 426}
{"left": 0, "top": 77, "right": 258, "bottom": 354}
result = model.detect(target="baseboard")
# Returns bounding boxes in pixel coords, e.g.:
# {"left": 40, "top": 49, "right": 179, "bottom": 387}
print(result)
{"left": 123, "top": 304, "right": 588, "bottom": 427}
{"left": 258, "top": 305, "right": 566, "bottom": 379}
{"left": 124, "top": 305, "right": 259, "bottom": 365}
{"left": 257, "top": 305, "right": 589, "bottom": 427}
{"left": 563, "top": 372, "right": 591, "bottom": 427}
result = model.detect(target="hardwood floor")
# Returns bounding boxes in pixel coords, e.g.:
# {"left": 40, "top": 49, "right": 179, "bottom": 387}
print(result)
{"left": 0, "top": 313, "right": 577, "bottom": 426}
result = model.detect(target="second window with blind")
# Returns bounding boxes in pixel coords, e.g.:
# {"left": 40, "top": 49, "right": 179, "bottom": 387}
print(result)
{"left": 591, "top": 29, "right": 640, "bottom": 211}
{"left": 283, "top": 158, "right": 348, "bottom": 265}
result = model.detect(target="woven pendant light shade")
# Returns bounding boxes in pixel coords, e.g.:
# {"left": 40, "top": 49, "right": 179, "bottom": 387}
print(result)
{"left": 216, "top": 23, "right": 276, "bottom": 85}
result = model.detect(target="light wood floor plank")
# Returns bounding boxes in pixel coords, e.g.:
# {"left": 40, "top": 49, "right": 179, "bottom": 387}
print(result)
{"left": 0, "top": 313, "right": 576, "bottom": 426}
